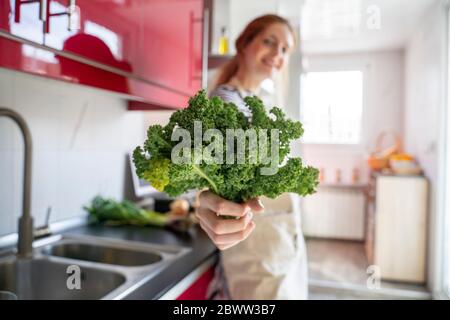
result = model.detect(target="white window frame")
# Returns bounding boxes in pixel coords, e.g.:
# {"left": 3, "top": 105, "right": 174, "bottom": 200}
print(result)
{"left": 300, "top": 62, "right": 368, "bottom": 150}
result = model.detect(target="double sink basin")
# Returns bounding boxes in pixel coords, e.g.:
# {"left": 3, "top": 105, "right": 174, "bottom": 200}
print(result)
{"left": 0, "top": 234, "right": 191, "bottom": 300}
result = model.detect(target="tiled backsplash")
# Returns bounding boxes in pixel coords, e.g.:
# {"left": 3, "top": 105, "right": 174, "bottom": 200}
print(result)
{"left": 0, "top": 68, "right": 147, "bottom": 236}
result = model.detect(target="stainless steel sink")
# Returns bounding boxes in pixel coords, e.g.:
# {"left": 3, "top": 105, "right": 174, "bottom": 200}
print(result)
{"left": 0, "top": 258, "right": 125, "bottom": 300}
{"left": 41, "top": 243, "right": 162, "bottom": 267}
{"left": 0, "top": 234, "right": 191, "bottom": 299}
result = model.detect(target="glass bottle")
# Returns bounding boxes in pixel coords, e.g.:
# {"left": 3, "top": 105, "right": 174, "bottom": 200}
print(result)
{"left": 218, "top": 26, "right": 229, "bottom": 55}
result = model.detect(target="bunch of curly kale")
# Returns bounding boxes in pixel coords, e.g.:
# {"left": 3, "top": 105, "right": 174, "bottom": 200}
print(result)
{"left": 133, "top": 90, "right": 318, "bottom": 203}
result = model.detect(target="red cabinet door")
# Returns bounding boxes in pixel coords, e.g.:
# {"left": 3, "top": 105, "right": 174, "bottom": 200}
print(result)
{"left": 43, "top": 0, "right": 139, "bottom": 74}
{"left": 176, "top": 265, "right": 215, "bottom": 300}
{"left": 44, "top": 0, "right": 203, "bottom": 101}
{"left": 136, "top": 0, "right": 203, "bottom": 97}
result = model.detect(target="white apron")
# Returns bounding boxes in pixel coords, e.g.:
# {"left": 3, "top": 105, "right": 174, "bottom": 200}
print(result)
{"left": 220, "top": 193, "right": 308, "bottom": 300}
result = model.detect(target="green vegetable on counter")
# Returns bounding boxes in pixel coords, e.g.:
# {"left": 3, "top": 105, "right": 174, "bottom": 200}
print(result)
{"left": 85, "top": 196, "right": 170, "bottom": 227}
{"left": 133, "top": 90, "right": 319, "bottom": 206}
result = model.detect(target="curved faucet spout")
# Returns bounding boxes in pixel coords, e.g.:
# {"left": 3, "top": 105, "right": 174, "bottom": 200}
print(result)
{"left": 0, "top": 107, "right": 34, "bottom": 258}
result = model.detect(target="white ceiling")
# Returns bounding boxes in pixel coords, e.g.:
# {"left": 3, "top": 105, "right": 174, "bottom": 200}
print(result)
{"left": 217, "top": 0, "right": 438, "bottom": 54}
{"left": 299, "top": 0, "right": 438, "bottom": 54}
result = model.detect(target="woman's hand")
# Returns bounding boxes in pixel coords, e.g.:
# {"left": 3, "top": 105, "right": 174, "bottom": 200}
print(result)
{"left": 195, "top": 191, "right": 264, "bottom": 250}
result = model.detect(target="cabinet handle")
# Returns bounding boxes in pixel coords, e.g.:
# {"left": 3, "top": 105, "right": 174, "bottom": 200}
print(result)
{"left": 201, "top": 8, "right": 209, "bottom": 89}
{"left": 189, "top": 11, "right": 205, "bottom": 88}
{"left": 188, "top": 11, "right": 195, "bottom": 87}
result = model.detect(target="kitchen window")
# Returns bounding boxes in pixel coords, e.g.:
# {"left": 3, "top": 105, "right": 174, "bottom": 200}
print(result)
{"left": 300, "top": 70, "right": 364, "bottom": 144}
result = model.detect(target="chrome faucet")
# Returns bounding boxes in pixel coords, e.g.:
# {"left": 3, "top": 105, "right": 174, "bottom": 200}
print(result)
{"left": 0, "top": 107, "right": 34, "bottom": 258}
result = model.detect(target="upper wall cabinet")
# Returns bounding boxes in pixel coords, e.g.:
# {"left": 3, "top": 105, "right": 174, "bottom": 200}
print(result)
{"left": 0, "top": 0, "right": 205, "bottom": 109}
{"left": 43, "top": 0, "right": 140, "bottom": 75}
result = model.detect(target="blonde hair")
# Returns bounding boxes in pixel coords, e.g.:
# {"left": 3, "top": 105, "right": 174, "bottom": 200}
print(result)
{"left": 211, "top": 14, "right": 296, "bottom": 102}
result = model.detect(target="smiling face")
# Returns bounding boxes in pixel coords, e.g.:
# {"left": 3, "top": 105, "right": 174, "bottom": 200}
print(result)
{"left": 241, "top": 22, "right": 295, "bottom": 80}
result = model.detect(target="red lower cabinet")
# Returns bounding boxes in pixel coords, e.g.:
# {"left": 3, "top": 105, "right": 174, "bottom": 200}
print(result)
{"left": 176, "top": 265, "right": 215, "bottom": 300}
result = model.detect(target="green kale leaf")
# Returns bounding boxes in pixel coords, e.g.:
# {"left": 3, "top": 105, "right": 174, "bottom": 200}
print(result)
{"left": 133, "top": 90, "right": 318, "bottom": 203}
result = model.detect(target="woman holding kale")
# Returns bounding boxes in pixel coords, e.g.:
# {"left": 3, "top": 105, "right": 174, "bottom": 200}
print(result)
{"left": 197, "top": 14, "right": 310, "bottom": 300}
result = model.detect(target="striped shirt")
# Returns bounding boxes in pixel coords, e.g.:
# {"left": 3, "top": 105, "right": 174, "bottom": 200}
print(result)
{"left": 209, "top": 84, "right": 253, "bottom": 118}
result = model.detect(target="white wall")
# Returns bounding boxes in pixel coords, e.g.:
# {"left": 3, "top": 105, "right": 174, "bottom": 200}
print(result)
{"left": 403, "top": 1, "right": 448, "bottom": 293}
{"left": 144, "top": 110, "right": 173, "bottom": 127}
{"left": 299, "top": 50, "right": 404, "bottom": 184}
{"left": 0, "top": 68, "right": 147, "bottom": 236}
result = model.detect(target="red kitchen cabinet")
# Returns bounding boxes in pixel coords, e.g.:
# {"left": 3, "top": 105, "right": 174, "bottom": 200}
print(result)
{"left": 176, "top": 265, "right": 215, "bottom": 300}
{"left": 43, "top": 0, "right": 139, "bottom": 74}
{"left": 136, "top": 0, "right": 203, "bottom": 96}
{"left": 0, "top": 0, "right": 205, "bottom": 109}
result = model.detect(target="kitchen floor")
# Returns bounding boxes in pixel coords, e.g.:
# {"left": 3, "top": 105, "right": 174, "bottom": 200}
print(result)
{"left": 305, "top": 238, "right": 431, "bottom": 300}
